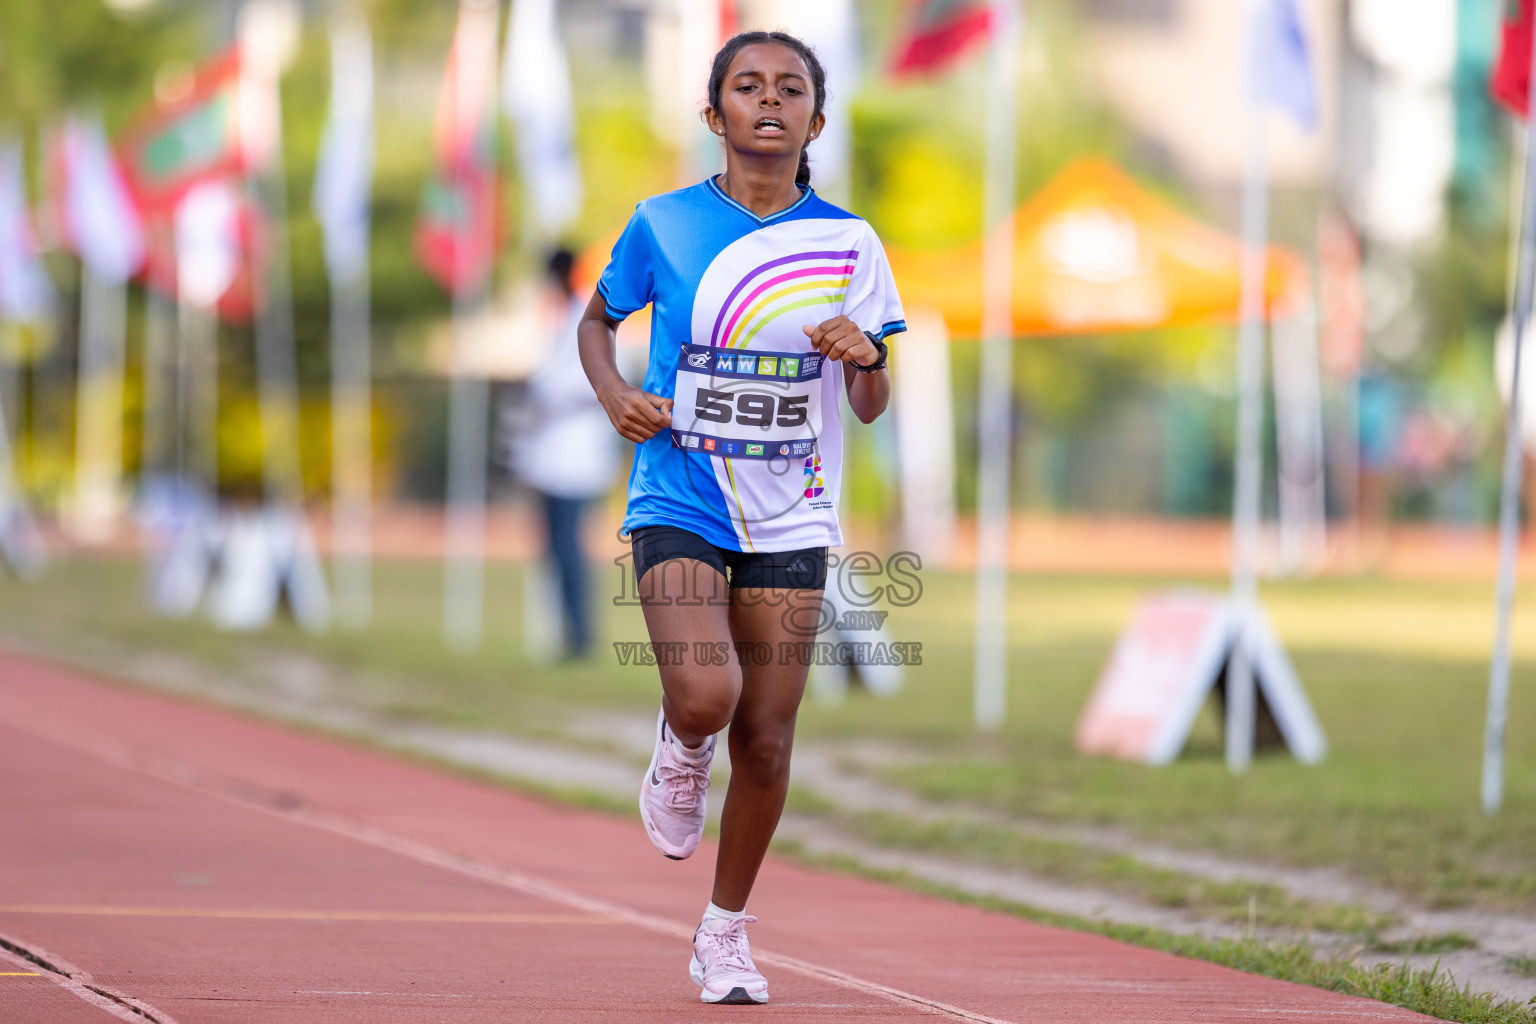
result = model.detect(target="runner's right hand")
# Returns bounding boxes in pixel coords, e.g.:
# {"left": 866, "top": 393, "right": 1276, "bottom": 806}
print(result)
{"left": 597, "top": 384, "right": 673, "bottom": 443}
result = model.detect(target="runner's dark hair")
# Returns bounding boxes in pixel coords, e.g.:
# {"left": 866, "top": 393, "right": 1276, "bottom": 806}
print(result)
{"left": 707, "top": 31, "right": 826, "bottom": 187}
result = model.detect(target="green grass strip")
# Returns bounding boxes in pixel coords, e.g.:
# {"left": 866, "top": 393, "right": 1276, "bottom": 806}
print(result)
{"left": 775, "top": 844, "right": 1536, "bottom": 1024}
{"left": 844, "top": 810, "right": 1394, "bottom": 935}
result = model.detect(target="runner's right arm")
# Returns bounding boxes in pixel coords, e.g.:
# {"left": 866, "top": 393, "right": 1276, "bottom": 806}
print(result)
{"left": 577, "top": 291, "right": 672, "bottom": 444}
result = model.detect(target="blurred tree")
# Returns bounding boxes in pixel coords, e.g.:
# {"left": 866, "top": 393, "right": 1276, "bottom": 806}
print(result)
{"left": 0, "top": 1, "right": 196, "bottom": 136}
{"left": 1, "top": 0, "right": 1513, "bottom": 520}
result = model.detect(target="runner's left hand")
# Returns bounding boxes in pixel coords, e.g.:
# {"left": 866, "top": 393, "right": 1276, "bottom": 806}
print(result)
{"left": 804, "top": 316, "right": 877, "bottom": 366}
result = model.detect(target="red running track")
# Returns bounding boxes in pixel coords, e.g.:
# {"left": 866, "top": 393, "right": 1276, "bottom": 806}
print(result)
{"left": 0, "top": 650, "right": 1434, "bottom": 1024}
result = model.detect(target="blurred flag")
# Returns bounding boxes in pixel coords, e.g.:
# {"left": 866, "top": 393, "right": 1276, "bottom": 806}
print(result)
{"left": 57, "top": 116, "right": 146, "bottom": 286}
{"left": 175, "top": 179, "right": 244, "bottom": 310}
{"left": 503, "top": 0, "right": 582, "bottom": 237}
{"left": 0, "top": 141, "right": 55, "bottom": 323}
{"left": 889, "top": 0, "right": 991, "bottom": 77}
{"left": 313, "top": 17, "right": 375, "bottom": 282}
{"left": 117, "top": 49, "right": 260, "bottom": 322}
{"left": 1492, "top": 0, "right": 1535, "bottom": 117}
{"left": 137, "top": 181, "right": 259, "bottom": 322}
{"left": 416, "top": 0, "right": 500, "bottom": 299}
{"left": 1251, "top": 0, "right": 1317, "bottom": 132}
{"left": 119, "top": 51, "right": 247, "bottom": 219}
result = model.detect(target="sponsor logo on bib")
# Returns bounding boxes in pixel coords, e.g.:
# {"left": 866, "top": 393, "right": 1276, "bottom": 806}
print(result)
{"left": 804, "top": 453, "right": 825, "bottom": 498}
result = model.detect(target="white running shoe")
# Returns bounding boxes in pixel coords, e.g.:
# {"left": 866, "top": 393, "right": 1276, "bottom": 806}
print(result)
{"left": 638, "top": 709, "right": 714, "bottom": 860}
{"left": 690, "top": 915, "right": 769, "bottom": 1004}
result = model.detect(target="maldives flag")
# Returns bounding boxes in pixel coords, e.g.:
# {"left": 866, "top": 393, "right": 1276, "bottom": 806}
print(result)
{"left": 135, "top": 180, "right": 260, "bottom": 323}
{"left": 118, "top": 50, "right": 247, "bottom": 219}
{"left": 1493, "top": 0, "right": 1536, "bottom": 117}
{"left": 416, "top": 0, "right": 500, "bottom": 300}
{"left": 117, "top": 48, "right": 259, "bottom": 321}
{"left": 889, "top": 0, "right": 992, "bottom": 77}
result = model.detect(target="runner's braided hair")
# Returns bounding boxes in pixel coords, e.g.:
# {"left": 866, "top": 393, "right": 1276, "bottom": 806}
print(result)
{"left": 707, "top": 31, "right": 827, "bottom": 188}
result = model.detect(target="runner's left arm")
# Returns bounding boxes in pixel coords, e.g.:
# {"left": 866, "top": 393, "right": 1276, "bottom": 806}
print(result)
{"left": 802, "top": 316, "right": 889, "bottom": 423}
{"left": 803, "top": 224, "right": 905, "bottom": 424}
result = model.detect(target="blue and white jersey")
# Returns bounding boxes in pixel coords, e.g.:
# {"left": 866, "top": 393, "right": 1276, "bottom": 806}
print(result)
{"left": 598, "top": 178, "right": 906, "bottom": 553}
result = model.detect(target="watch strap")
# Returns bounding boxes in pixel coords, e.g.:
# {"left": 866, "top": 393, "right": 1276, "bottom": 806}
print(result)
{"left": 852, "top": 332, "right": 889, "bottom": 372}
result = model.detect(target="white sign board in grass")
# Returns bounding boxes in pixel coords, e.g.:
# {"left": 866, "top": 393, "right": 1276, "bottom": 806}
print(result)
{"left": 1076, "top": 590, "right": 1326, "bottom": 766}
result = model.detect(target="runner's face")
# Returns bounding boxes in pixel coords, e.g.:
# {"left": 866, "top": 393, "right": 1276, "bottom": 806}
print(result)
{"left": 710, "top": 43, "right": 822, "bottom": 161}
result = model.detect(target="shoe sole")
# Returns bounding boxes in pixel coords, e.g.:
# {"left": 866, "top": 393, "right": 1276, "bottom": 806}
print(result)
{"left": 638, "top": 712, "right": 703, "bottom": 861}
{"left": 690, "top": 953, "right": 768, "bottom": 1004}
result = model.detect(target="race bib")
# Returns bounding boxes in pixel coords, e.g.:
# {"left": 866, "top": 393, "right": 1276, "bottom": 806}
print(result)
{"left": 671, "top": 343, "right": 824, "bottom": 460}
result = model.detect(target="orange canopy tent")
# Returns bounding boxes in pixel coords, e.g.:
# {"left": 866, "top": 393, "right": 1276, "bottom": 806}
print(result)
{"left": 575, "top": 158, "right": 1308, "bottom": 342}
{"left": 887, "top": 158, "right": 1308, "bottom": 338}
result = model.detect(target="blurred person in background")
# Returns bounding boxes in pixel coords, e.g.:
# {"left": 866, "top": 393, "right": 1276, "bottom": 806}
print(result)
{"left": 511, "top": 249, "right": 619, "bottom": 660}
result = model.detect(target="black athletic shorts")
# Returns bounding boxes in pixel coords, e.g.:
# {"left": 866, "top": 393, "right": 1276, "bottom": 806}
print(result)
{"left": 630, "top": 525, "right": 827, "bottom": 591}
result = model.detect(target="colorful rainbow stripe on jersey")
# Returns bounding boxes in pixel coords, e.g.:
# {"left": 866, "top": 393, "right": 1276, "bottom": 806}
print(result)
{"left": 708, "top": 250, "right": 859, "bottom": 349}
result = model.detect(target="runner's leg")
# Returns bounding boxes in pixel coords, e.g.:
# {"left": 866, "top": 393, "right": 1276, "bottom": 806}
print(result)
{"left": 710, "top": 586, "right": 822, "bottom": 911}
{"left": 639, "top": 557, "right": 738, "bottom": 747}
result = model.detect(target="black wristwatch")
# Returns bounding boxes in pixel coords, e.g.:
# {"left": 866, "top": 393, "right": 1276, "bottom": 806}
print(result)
{"left": 850, "top": 331, "right": 888, "bottom": 373}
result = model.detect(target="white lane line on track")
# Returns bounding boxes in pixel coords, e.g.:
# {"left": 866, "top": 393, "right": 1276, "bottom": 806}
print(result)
{"left": 262, "top": 803, "right": 1018, "bottom": 1024}
{"left": 4, "top": 715, "right": 1018, "bottom": 1024}
{"left": 0, "top": 932, "right": 184, "bottom": 1024}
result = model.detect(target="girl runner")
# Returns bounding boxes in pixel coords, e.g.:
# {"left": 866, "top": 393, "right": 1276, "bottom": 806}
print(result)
{"left": 578, "top": 30, "right": 905, "bottom": 1006}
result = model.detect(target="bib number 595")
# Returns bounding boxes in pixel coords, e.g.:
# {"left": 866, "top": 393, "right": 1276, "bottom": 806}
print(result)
{"left": 695, "top": 389, "right": 808, "bottom": 428}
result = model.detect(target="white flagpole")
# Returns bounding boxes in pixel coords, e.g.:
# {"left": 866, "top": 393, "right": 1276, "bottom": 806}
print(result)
{"left": 73, "top": 269, "right": 128, "bottom": 540}
{"left": 247, "top": 81, "right": 306, "bottom": 512}
{"left": 444, "top": 318, "right": 492, "bottom": 651}
{"left": 64, "top": 116, "right": 143, "bottom": 545}
{"left": 159, "top": 181, "right": 236, "bottom": 619}
{"left": 973, "top": 0, "right": 1021, "bottom": 731}
{"left": 1271, "top": 296, "right": 1326, "bottom": 575}
{"left": 331, "top": 233, "right": 373, "bottom": 631}
{"left": 139, "top": 286, "right": 172, "bottom": 579}
{"left": 0, "top": 330, "right": 23, "bottom": 566}
{"left": 322, "top": 13, "right": 376, "bottom": 632}
{"left": 442, "top": 323, "right": 488, "bottom": 654}
{"left": 443, "top": 0, "right": 500, "bottom": 652}
{"left": 241, "top": 0, "right": 330, "bottom": 633}
{"left": 175, "top": 273, "right": 219, "bottom": 517}
{"left": 1227, "top": 0, "right": 1271, "bottom": 773}
{"left": 1482, "top": 8, "right": 1536, "bottom": 815}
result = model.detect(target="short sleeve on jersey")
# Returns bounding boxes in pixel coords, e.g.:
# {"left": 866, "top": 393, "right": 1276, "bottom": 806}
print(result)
{"left": 596, "top": 205, "right": 655, "bottom": 320}
{"left": 842, "top": 224, "right": 907, "bottom": 341}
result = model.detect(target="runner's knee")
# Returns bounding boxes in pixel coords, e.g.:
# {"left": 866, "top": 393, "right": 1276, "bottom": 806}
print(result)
{"left": 662, "top": 671, "right": 739, "bottom": 736}
{"left": 731, "top": 726, "right": 794, "bottom": 785}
